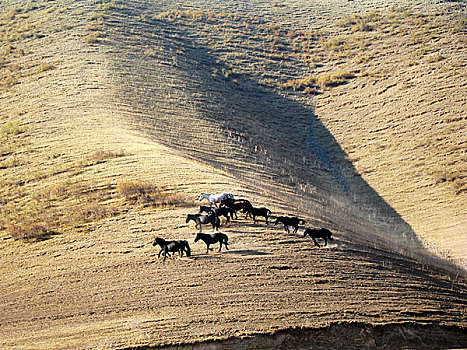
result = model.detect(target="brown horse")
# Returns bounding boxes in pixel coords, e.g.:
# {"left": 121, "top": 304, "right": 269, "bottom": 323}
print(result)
{"left": 220, "top": 198, "right": 252, "bottom": 219}
{"left": 275, "top": 216, "right": 307, "bottom": 234}
{"left": 303, "top": 228, "right": 333, "bottom": 247}
{"left": 243, "top": 203, "right": 271, "bottom": 224}
{"left": 199, "top": 205, "right": 232, "bottom": 224}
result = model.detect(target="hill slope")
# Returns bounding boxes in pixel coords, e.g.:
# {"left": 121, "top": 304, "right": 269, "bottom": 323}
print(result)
{"left": 0, "top": 0, "right": 466, "bottom": 348}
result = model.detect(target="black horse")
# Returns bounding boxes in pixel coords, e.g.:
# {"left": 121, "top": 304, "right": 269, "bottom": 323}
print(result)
{"left": 199, "top": 205, "right": 232, "bottom": 224}
{"left": 243, "top": 203, "right": 271, "bottom": 224}
{"left": 303, "top": 228, "right": 333, "bottom": 247}
{"left": 220, "top": 198, "right": 252, "bottom": 219}
{"left": 194, "top": 232, "right": 229, "bottom": 253}
{"left": 275, "top": 216, "right": 307, "bottom": 234}
{"left": 153, "top": 237, "right": 191, "bottom": 261}
{"left": 186, "top": 213, "right": 220, "bottom": 232}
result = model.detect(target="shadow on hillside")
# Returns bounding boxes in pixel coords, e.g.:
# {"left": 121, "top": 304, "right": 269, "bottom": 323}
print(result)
{"left": 103, "top": 4, "right": 462, "bottom": 274}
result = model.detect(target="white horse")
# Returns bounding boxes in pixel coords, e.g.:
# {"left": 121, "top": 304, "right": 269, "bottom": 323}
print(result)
{"left": 198, "top": 193, "right": 234, "bottom": 207}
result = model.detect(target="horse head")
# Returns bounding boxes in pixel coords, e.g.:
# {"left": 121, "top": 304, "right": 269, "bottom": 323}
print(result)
{"left": 153, "top": 237, "right": 164, "bottom": 246}
{"left": 183, "top": 241, "right": 191, "bottom": 256}
{"left": 194, "top": 233, "right": 201, "bottom": 242}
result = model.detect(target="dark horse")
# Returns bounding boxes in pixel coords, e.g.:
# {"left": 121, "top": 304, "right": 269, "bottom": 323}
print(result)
{"left": 199, "top": 205, "right": 232, "bottom": 224}
{"left": 303, "top": 228, "right": 333, "bottom": 247}
{"left": 243, "top": 203, "right": 271, "bottom": 224}
{"left": 220, "top": 198, "right": 252, "bottom": 219}
{"left": 275, "top": 216, "right": 307, "bottom": 234}
{"left": 194, "top": 232, "right": 229, "bottom": 253}
{"left": 186, "top": 213, "right": 220, "bottom": 232}
{"left": 153, "top": 237, "right": 191, "bottom": 261}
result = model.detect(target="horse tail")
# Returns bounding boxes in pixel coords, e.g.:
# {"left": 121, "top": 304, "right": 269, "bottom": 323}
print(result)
{"left": 223, "top": 233, "right": 229, "bottom": 245}
{"left": 268, "top": 209, "right": 272, "bottom": 215}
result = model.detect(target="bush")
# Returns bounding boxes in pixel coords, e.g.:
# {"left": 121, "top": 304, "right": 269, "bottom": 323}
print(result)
{"left": 83, "top": 32, "right": 100, "bottom": 44}
{"left": 283, "top": 76, "right": 317, "bottom": 92}
{"left": 7, "top": 221, "right": 51, "bottom": 241}
{"left": 283, "top": 71, "right": 355, "bottom": 93}
{"left": 317, "top": 71, "right": 356, "bottom": 89}
{"left": 33, "top": 62, "right": 55, "bottom": 74}
{"left": 117, "top": 180, "right": 187, "bottom": 207}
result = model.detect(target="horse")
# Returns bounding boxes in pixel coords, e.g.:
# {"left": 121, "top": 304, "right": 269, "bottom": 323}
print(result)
{"left": 194, "top": 232, "right": 229, "bottom": 254}
{"left": 274, "top": 216, "right": 307, "bottom": 234}
{"left": 243, "top": 203, "right": 271, "bottom": 224}
{"left": 303, "top": 228, "right": 333, "bottom": 247}
{"left": 199, "top": 205, "right": 232, "bottom": 224}
{"left": 220, "top": 198, "right": 252, "bottom": 219}
{"left": 198, "top": 193, "right": 234, "bottom": 207}
{"left": 153, "top": 237, "right": 191, "bottom": 261}
{"left": 186, "top": 213, "right": 220, "bottom": 232}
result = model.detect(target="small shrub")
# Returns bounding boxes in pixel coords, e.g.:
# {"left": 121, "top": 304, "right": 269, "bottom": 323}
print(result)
{"left": 89, "top": 149, "right": 126, "bottom": 163}
{"left": 117, "top": 180, "right": 158, "bottom": 200}
{"left": 117, "top": 180, "right": 187, "bottom": 207}
{"left": 7, "top": 221, "right": 51, "bottom": 241}
{"left": 283, "top": 76, "right": 317, "bottom": 92}
{"left": 336, "top": 14, "right": 362, "bottom": 28}
{"left": 33, "top": 62, "right": 55, "bottom": 74}
{"left": 323, "top": 36, "right": 347, "bottom": 50}
{"left": 425, "top": 54, "right": 446, "bottom": 63}
{"left": 317, "top": 71, "right": 356, "bottom": 89}
{"left": 83, "top": 32, "right": 100, "bottom": 44}
{"left": 352, "top": 23, "right": 374, "bottom": 32}
{"left": 1, "top": 122, "right": 24, "bottom": 137}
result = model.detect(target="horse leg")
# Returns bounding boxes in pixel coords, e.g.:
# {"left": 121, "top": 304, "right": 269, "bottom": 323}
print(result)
{"left": 224, "top": 239, "right": 229, "bottom": 250}
{"left": 206, "top": 243, "right": 210, "bottom": 254}
{"left": 218, "top": 241, "right": 222, "bottom": 252}
{"left": 265, "top": 215, "right": 269, "bottom": 225}
{"left": 324, "top": 237, "right": 328, "bottom": 246}
{"left": 312, "top": 237, "right": 320, "bottom": 247}
{"left": 163, "top": 247, "right": 168, "bottom": 261}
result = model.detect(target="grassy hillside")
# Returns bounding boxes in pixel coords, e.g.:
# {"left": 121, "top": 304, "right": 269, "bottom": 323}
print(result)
{"left": 0, "top": 0, "right": 466, "bottom": 348}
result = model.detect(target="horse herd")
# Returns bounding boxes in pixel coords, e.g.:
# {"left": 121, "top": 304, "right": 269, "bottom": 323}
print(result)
{"left": 153, "top": 192, "right": 333, "bottom": 261}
